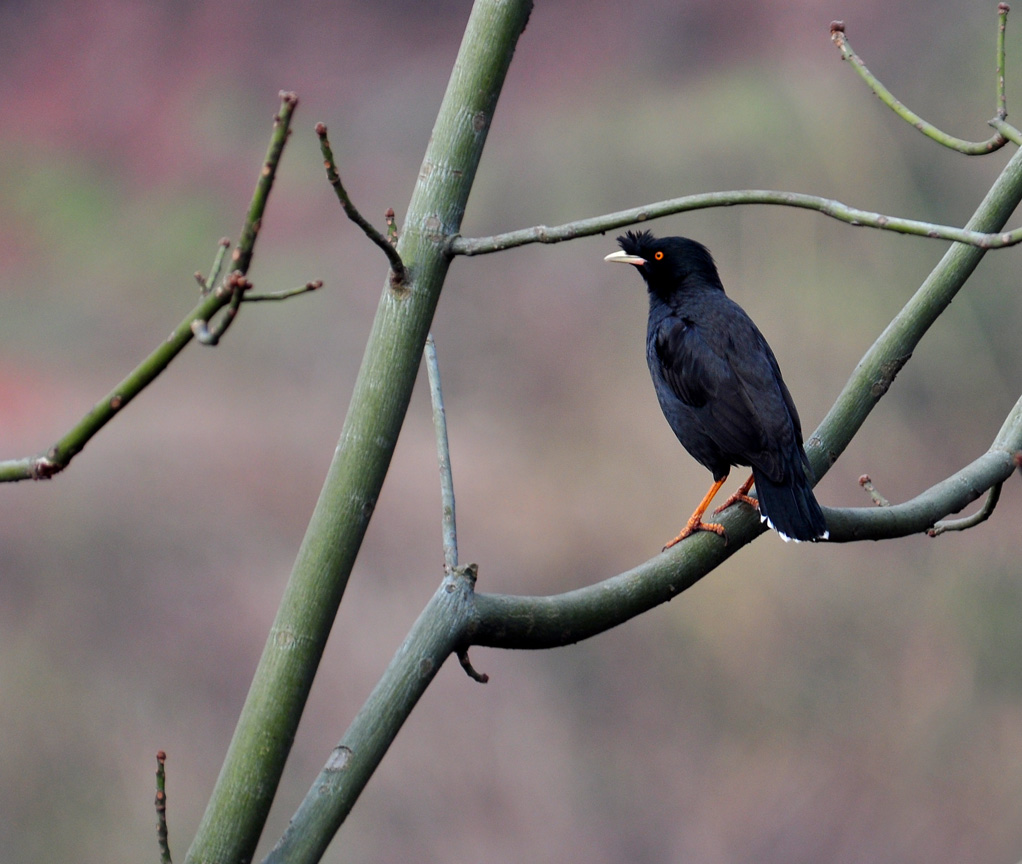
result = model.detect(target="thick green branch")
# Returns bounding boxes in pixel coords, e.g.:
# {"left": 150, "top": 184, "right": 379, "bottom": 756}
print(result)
{"left": 0, "top": 93, "right": 299, "bottom": 483}
{"left": 812, "top": 144, "right": 1022, "bottom": 475}
{"left": 263, "top": 568, "right": 478, "bottom": 864}
{"left": 185, "top": 4, "right": 534, "bottom": 864}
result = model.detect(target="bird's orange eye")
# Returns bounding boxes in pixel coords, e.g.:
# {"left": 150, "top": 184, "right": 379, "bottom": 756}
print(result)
{"left": 654, "top": 251, "right": 664, "bottom": 260}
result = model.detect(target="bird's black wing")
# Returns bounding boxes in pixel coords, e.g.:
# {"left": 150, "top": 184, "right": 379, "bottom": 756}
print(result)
{"left": 653, "top": 316, "right": 727, "bottom": 409}
{"left": 654, "top": 308, "right": 799, "bottom": 481}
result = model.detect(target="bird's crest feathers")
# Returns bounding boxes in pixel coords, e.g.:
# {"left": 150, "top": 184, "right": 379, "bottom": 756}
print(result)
{"left": 612, "top": 231, "right": 724, "bottom": 295}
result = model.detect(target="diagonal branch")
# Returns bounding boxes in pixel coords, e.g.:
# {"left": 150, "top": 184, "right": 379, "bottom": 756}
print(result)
{"left": 0, "top": 92, "right": 301, "bottom": 483}
{"left": 193, "top": 4, "right": 536, "bottom": 864}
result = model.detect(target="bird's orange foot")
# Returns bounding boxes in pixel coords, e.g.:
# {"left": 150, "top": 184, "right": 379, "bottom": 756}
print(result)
{"left": 712, "top": 473, "right": 758, "bottom": 516}
{"left": 663, "top": 518, "right": 727, "bottom": 550}
{"left": 712, "top": 490, "right": 758, "bottom": 515}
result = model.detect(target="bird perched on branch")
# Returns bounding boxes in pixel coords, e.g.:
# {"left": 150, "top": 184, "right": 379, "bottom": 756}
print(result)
{"left": 605, "top": 231, "right": 827, "bottom": 546}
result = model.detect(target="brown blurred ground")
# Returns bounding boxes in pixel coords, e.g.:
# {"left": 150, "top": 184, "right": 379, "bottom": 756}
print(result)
{"left": 1, "top": 2, "right": 1022, "bottom": 863}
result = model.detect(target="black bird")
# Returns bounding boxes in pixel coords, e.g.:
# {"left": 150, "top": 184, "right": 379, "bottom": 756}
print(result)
{"left": 605, "top": 230, "right": 827, "bottom": 545}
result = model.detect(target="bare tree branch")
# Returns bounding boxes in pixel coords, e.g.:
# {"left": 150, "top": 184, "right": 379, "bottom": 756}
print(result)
{"left": 0, "top": 92, "right": 305, "bottom": 483}
{"left": 244, "top": 280, "right": 323, "bottom": 302}
{"left": 155, "top": 751, "right": 172, "bottom": 864}
{"left": 196, "top": 237, "right": 231, "bottom": 294}
{"left": 316, "top": 122, "right": 407, "bottom": 287}
{"left": 829, "top": 12, "right": 1011, "bottom": 154}
{"left": 928, "top": 483, "right": 1002, "bottom": 536}
{"left": 447, "top": 187, "right": 1022, "bottom": 257}
{"left": 424, "top": 334, "right": 459, "bottom": 573}
{"left": 196, "top": 4, "right": 536, "bottom": 862}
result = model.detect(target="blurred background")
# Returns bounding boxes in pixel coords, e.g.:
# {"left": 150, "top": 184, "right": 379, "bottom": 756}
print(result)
{"left": 1, "top": 1, "right": 1021, "bottom": 862}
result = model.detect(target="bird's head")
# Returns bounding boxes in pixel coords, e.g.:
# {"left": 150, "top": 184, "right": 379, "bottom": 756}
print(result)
{"left": 604, "top": 230, "right": 723, "bottom": 297}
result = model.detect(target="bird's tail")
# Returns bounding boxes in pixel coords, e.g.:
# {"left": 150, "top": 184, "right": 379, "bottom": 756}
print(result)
{"left": 752, "top": 460, "right": 827, "bottom": 543}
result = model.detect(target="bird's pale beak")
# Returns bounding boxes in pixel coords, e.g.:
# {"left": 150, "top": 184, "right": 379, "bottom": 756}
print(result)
{"left": 604, "top": 250, "right": 646, "bottom": 266}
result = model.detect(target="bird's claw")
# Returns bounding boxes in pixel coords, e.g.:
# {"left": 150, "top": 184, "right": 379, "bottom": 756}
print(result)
{"left": 712, "top": 492, "right": 758, "bottom": 516}
{"left": 663, "top": 519, "right": 728, "bottom": 550}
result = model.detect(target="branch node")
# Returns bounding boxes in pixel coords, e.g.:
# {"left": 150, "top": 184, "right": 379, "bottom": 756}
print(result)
{"left": 192, "top": 273, "right": 249, "bottom": 345}
{"left": 30, "top": 455, "right": 61, "bottom": 480}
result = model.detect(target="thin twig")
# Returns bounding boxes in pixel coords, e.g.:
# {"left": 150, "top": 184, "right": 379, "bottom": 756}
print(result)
{"left": 457, "top": 648, "right": 489, "bottom": 683}
{"left": 858, "top": 474, "right": 890, "bottom": 507}
{"left": 928, "top": 482, "right": 1002, "bottom": 536}
{"left": 385, "top": 207, "right": 399, "bottom": 246}
{"left": 315, "top": 122, "right": 406, "bottom": 286}
{"left": 0, "top": 92, "right": 302, "bottom": 482}
{"left": 998, "top": 3, "right": 1010, "bottom": 120}
{"left": 425, "top": 337, "right": 486, "bottom": 683}
{"left": 155, "top": 750, "right": 172, "bottom": 864}
{"left": 232, "top": 92, "right": 299, "bottom": 275}
{"left": 197, "top": 237, "right": 231, "bottom": 295}
{"left": 424, "top": 334, "right": 458, "bottom": 572}
{"left": 830, "top": 19, "right": 1008, "bottom": 155}
{"left": 244, "top": 280, "right": 323, "bottom": 302}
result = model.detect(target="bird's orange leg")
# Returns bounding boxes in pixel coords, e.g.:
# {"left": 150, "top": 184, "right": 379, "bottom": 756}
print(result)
{"left": 664, "top": 475, "right": 728, "bottom": 550}
{"left": 713, "top": 472, "right": 758, "bottom": 515}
